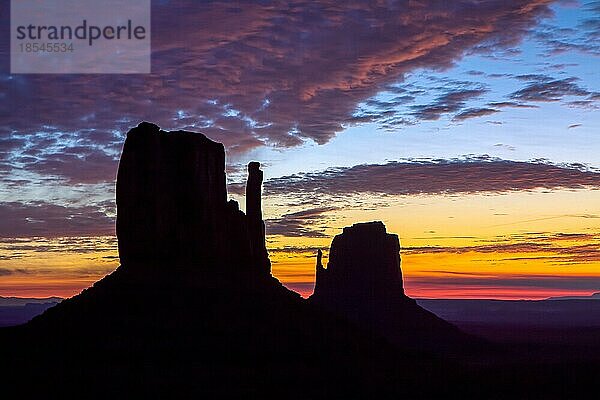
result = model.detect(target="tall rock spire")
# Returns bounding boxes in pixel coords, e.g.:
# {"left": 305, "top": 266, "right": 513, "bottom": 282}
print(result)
{"left": 314, "top": 249, "right": 326, "bottom": 294}
{"left": 316, "top": 249, "right": 323, "bottom": 268}
{"left": 246, "top": 161, "right": 263, "bottom": 220}
{"left": 246, "top": 161, "right": 271, "bottom": 276}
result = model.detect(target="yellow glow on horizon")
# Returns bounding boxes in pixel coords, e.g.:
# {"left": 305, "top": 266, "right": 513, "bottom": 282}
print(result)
{"left": 1, "top": 188, "right": 599, "bottom": 299}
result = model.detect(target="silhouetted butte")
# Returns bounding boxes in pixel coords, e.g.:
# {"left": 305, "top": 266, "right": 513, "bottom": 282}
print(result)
{"left": 311, "top": 221, "right": 476, "bottom": 354}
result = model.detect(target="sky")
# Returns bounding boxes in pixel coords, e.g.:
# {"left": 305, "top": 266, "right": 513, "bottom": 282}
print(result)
{"left": 1, "top": 0, "right": 600, "bottom": 299}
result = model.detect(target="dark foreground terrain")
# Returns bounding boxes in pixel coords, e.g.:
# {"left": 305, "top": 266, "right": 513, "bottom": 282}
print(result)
{"left": 4, "top": 273, "right": 600, "bottom": 398}
{"left": 1, "top": 267, "right": 455, "bottom": 398}
{"left": 419, "top": 298, "right": 600, "bottom": 365}
{"left": 0, "top": 297, "right": 62, "bottom": 327}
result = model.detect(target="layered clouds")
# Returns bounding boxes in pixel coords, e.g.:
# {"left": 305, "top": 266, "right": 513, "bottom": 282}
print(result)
{"left": 0, "top": 201, "right": 114, "bottom": 237}
{"left": 1, "top": 1, "right": 558, "bottom": 164}
{"left": 263, "top": 158, "right": 600, "bottom": 200}
{"left": 1, "top": 0, "right": 582, "bottom": 239}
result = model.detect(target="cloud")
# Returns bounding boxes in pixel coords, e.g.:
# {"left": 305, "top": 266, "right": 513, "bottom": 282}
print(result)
{"left": 533, "top": 3, "right": 600, "bottom": 56}
{"left": 268, "top": 245, "right": 326, "bottom": 256}
{"left": 263, "top": 158, "right": 600, "bottom": 199}
{"left": 510, "top": 76, "right": 591, "bottom": 102}
{"left": 0, "top": 0, "right": 557, "bottom": 184}
{"left": 567, "top": 100, "right": 599, "bottom": 110}
{"left": 26, "top": 151, "right": 118, "bottom": 185}
{"left": 0, "top": 267, "right": 30, "bottom": 275}
{"left": 0, "top": 136, "right": 26, "bottom": 155}
{"left": 412, "top": 88, "right": 488, "bottom": 121}
{"left": 0, "top": 201, "right": 115, "bottom": 238}
{"left": 493, "top": 143, "right": 516, "bottom": 151}
{"left": 487, "top": 101, "right": 539, "bottom": 109}
{"left": 350, "top": 78, "right": 497, "bottom": 129}
{"left": 453, "top": 107, "right": 500, "bottom": 121}
{"left": 407, "top": 274, "right": 600, "bottom": 290}
{"left": 266, "top": 207, "right": 335, "bottom": 238}
{"left": 404, "top": 230, "right": 600, "bottom": 265}
{"left": 0, "top": 128, "right": 123, "bottom": 185}
{"left": 0, "top": 236, "right": 117, "bottom": 254}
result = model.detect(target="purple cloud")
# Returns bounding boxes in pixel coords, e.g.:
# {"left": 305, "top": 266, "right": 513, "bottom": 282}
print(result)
{"left": 266, "top": 207, "right": 335, "bottom": 238}
{"left": 0, "top": 1, "right": 556, "bottom": 174}
{"left": 412, "top": 88, "right": 488, "bottom": 121}
{"left": 408, "top": 274, "right": 600, "bottom": 290}
{"left": 0, "top": 201, "right": 114, "bottom": 237}
{"left": 533, "top": 2, "right": 600, "bottom": 57}
{"left": 263, "top": 158, "right": 600, "bottom": 198}
{"left": 453, "top": 107, "right": 500, "bottom": 121}
{"left": 510, "top": 76, "right": 590, "bottom": 102}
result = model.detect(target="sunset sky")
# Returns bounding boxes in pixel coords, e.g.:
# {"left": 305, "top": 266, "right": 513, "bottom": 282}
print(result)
{"left": 1, "top": 0, "right": 600, "bottom": 299}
